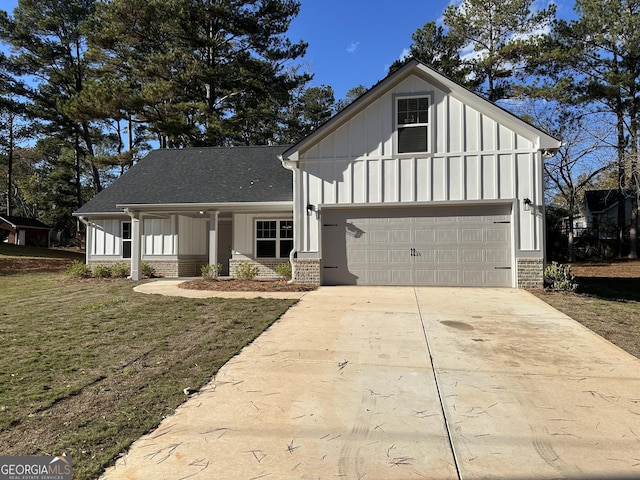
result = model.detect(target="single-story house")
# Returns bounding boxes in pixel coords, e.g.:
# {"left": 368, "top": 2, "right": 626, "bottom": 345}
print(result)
{"left": 0, "top": 215, "right": 51, "bottom": 247}
{"left": 74, "top": 59, "right": 561, "bottom": 288}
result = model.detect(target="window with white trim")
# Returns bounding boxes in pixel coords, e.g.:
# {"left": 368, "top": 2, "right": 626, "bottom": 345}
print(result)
{"left": 122, "top": 221, "right": 132, "bottom": 259}
{"left": 396, "top": 96, "right": 429, "bottom": 153}
{"left": 256, "top": 220, "right": 293, "bottom": 258}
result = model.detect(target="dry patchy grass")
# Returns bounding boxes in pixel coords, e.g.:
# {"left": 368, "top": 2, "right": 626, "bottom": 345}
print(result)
{"left": 0, "top": 267, "right": 295, "bottom": 479}
{"left": 533, "top": 259, "right": 640, "bottom": 359}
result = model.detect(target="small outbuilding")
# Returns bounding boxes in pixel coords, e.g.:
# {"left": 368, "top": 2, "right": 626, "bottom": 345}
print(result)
{"left": 0, "top": 215, "right": 51, "bottom": 247}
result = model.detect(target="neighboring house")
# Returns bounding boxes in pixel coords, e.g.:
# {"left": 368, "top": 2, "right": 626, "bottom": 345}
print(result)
{"left": 74, "top": 60, "right": 561, "bottom": 288}
{"left": 0, "top": 215, "right": 51, "bottom": 247}
{"left": 577, "top": 190, "right": 638, "bottom": 239}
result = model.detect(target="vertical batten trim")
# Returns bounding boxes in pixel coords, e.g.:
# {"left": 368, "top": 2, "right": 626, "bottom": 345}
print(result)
{"left": 531, "top": 152, "right": 538, "bottom": 250}
{"left": 395, "top": 157, "right": 401, "bottom": 203}
{"left": 413, "top": 156, "right": 418, "bottom": 202}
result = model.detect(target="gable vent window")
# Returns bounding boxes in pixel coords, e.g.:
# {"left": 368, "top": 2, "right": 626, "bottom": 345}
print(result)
{"left": 397, "top": 96, "right": 429, "bottom": 153}
{"left": 256, "top": 220, "right": 293, "bottom": 258}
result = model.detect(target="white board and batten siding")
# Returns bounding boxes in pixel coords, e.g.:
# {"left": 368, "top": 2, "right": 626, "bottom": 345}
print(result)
{"left": 296, "top": 73, "right": 545, "bottom": 286}
{"left": 89, "top": 215, "right": 209, "bottom": 258}
{"left": 89, "top": 219, "right": 125, "bottom": 256}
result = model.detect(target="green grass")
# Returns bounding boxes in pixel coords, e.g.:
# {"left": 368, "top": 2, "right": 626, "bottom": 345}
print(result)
{"left": 0, "top": 270, "right": 296, "bottom": 479}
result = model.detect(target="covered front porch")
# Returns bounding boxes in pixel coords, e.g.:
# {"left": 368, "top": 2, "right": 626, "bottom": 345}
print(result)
{"left": 112, "top": 202, "right": 293, "bottom": 281}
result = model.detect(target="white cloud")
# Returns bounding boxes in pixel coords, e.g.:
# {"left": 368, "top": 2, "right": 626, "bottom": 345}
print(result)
{"left": 347, "top": 41, "right": 360, "bottom": 54}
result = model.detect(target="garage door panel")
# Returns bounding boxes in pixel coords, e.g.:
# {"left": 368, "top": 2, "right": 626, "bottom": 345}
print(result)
{"left": 485, "top": 249, "right": 509, "bottom": 263}
{"left": 462, "top": 270, "right": 485, "bottom": 285}
{"left": 370, "top": 270, "right": 392, "bottom": 283}
{"left": 391, "top": 269, "right": 412, "bottom": 284}
{"left": 392, "top": 229, "right": 411, "bottom": 243}
{"left": 369, "top": 250, "right": 389, "bottom": 263}
{"left": 321, "top": 205, "right": 512, "bottom": 286}
{"left": 414, "top": 269, "right": 437, "bottom": 283}
{"left": 391, "top": 249, "right": 411, "bottom": 263}
{"left": 438, "top": 270, "right": 459, "bottom": 284}
{"left": 462, "top": 228, "right": 484, "bottom": 242}
{"left": 485, "top": 269, "right": 511, "bottom": 286}
{"left": 368, "top": 230, "right": 389, "bottom": 243}
{"left": 414, "top": 229, "right": 436, "bottom": 243}
{"left": 462, "top": 250, "right": 484, "bottom": 263}
{"left": 438, "top": 250, "right": 458, "bottom": 263}
{"left": 437, "top": 229, "right": 459, "bottom": 243}
{"left": 413, "top": 250, "right": 435, "bottom": 262}
{"left": 348, "top": 250, "right": 368, "bottom": 263}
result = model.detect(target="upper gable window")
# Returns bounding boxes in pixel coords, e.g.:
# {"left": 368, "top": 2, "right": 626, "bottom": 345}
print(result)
{"left": 396, "top": 96, "right": 429, "bottom": 154}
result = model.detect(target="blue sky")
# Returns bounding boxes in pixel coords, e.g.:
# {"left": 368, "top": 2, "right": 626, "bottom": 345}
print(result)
{"left": 2, "top": 0, "right": 575, "bottom": 101}
{"left": 288, "top": 0, "right": 576, "bottom": 100}
{"left": 286, "top": 0, "right": 454, "bottom": 99}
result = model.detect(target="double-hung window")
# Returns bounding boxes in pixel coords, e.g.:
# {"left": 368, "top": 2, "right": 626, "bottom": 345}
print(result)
{"left": 122, "top": 221, "right": 132, "bottom": 259}
{"left": 256, "top": 220, "right": 293, "bottom": 258}
{"left": 396, "top": 96, "right": 429, "bottom": 154}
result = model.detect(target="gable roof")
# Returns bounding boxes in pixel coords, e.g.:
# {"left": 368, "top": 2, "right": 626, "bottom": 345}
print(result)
{"left": 75, "top": 146, "right": 292, "bottom": 215}
{"left": 584, "top": 189, "right": 631, "bottom": 214}
{"left": 282, "top": 59, "right": 561, "bottom": 161}
{"left": 0, "top": 215, "right": 50, "bottom": 230}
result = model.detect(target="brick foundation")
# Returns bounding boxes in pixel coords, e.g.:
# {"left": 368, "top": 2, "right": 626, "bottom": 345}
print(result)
{"left": 229, "top": 258, "right": 289, "bottom": 280}
{"left": 517, "top": 258, "right": 544, "bottom": 289}
{"left": 89, "top": 257, "right": 208, "bottom": 278}
{"left": 293, "top": 259, "right": 321, "bottom": 285}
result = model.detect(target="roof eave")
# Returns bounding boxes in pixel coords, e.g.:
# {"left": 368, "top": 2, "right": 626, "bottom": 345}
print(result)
{"left": 116, "top": 201, "right": 293, "bottom": 214}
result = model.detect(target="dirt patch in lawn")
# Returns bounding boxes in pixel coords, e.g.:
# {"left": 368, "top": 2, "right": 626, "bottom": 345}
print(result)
{"left": 533, "top": 258, "right": 640, "bottom": 360}
{"left": 0, "top": 257, "right": 76, "bottom": 273}
{"left": 180, "top": 278, "right": 318, "bottom": 292}
{"left": 570, "top": 258, "right": 640, "bottom": 278}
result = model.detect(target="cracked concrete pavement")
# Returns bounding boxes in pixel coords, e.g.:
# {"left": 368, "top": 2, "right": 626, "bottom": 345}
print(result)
{"left": 101, "top": 285, "right": 640, "bottom": 479}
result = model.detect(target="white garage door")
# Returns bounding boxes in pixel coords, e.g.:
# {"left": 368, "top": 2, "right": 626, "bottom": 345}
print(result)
{"left": 321, "top": 205, "right": 512, "bottom": 286}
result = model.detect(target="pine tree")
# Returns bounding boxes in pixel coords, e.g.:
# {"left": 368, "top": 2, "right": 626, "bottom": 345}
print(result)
{"left": 544, "top": 0, "right": 640, "bottom": 257}
{"left": 0, "top": 0, "right": 107, "bottom": 194}
{"left": 87, "top": 0, "right": 309, "bottom": 147}
{"left": 444, "top": 0, "right": 555, "bottom": 101}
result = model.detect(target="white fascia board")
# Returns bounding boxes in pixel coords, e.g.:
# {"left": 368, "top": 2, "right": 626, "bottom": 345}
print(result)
{"left": 73, "top": 211, "right": 129, "bottom": 218}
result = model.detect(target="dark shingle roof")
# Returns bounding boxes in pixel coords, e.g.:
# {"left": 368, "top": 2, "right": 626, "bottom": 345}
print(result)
{"left": 0, "top": 215, "right": 50, "bottom": 229}
{"left": 75, "top": 146, "right": 292, "bottom": 215}
{"left": 584, "top": 190, "right": 628, "bottom": 213}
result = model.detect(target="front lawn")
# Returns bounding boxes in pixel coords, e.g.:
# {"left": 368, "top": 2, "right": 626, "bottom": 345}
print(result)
{"left": 533, "top": 259, "right": 640, "bottom": 360}
{"left": 0, "top": 269, "right": 295, "bottom": 479}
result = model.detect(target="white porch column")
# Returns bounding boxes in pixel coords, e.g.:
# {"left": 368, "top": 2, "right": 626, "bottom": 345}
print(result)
{"left": 85, "top": 219, "right": 92, "bottom": 264}
{"left": 129, "top": 211, "right": 142, "bottom": 280}
{"left": 209, "top": 211, "right": 220, "bottom": 276}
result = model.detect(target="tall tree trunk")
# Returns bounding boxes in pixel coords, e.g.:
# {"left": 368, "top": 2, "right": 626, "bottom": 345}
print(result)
{"left": 616, "top": 101, "right": 626, "bottom": 257}
{"left": 628, "top": 81, "right": 640, "bottom": 259}
{"left": 6, "top": 114, "right": 14, "bottom": 217}
{"left": 74, "top": 134, "right": 82, "bottom": 210}
{"left": 567, "top": 211, "right": 576, "bottom": 262}
{"left": 631, "top": 196, "right": 638, "bottom": 258}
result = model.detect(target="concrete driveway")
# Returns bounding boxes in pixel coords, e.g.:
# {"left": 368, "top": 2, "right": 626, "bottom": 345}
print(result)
{"left": 102, "top": 286, "right": 640, "bottom": 479}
